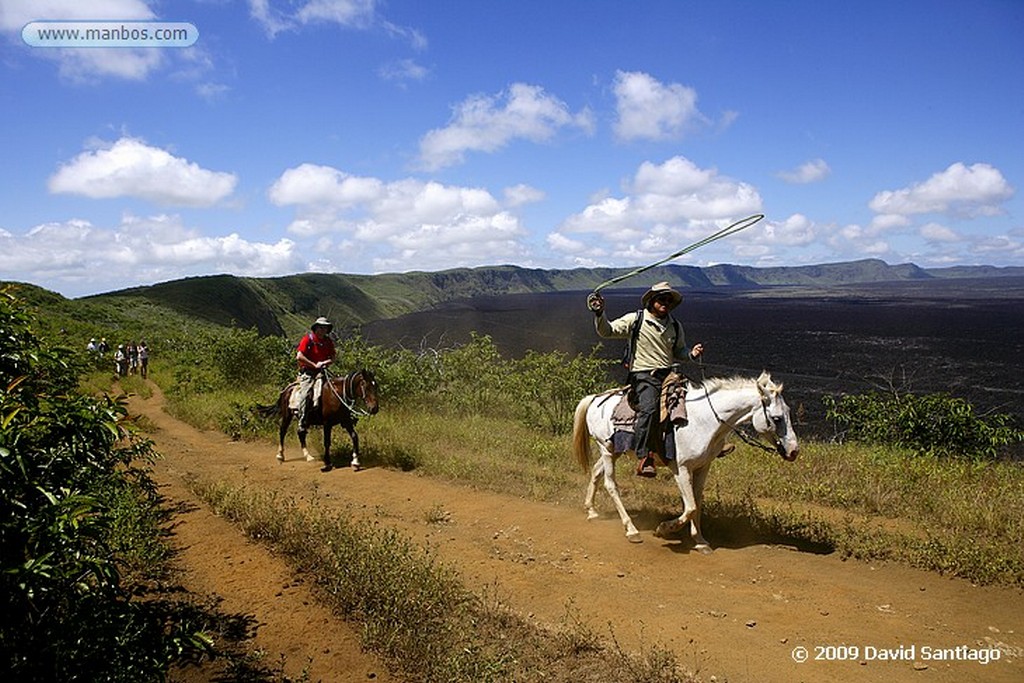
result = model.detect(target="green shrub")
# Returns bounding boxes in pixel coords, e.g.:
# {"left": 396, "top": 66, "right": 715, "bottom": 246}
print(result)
{"left": 335, "top": 332, "right": 441, "bottom": 402}
{"left": 0, "top": 287, "right": 214, "bottom": 680}
{"left": 508, "top": 347, "right": 612, "bottom": 434}
{"left": 823, "top": 390, "right": 1023, "bottom": 459}
{"left": 436, "top": 333, "right": 513, "bottom": 416}
{"left": 168, "top": 326, "right": 294, "bottom": 394}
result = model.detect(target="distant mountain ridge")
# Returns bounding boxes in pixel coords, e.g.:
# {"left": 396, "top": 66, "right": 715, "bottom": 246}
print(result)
{"left": 21, "top": 258, "right": 1024, "bottom": 337}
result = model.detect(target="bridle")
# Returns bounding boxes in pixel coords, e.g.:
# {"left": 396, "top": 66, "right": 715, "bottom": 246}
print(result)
{"left": 322, "top": 368, "right": 377, "bottom": 418}
{"left": 696, "top": 367, "right": 788, "bottom": 457}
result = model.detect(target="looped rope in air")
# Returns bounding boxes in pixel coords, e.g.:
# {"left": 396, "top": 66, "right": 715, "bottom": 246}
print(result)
{"left": 591, "top": 213, "right": 765, "bottom": 294}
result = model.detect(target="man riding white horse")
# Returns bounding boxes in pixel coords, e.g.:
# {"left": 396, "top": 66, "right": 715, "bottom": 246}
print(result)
{"left": 295, "top": 316, "right": 336, "bottom": 434}
{"left": 589, "top": 282, "right": 728, "bottom": 477}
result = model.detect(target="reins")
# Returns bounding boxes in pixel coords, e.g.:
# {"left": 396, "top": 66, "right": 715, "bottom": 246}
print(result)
{"left": 322, "top": 368, "right": 375, "bottom": 418}
{"left": 694, "top": 362, "right": 785, "bottom": 456}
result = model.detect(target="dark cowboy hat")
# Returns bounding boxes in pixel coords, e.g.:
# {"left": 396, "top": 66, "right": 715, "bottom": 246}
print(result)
{"left": 311, "top": 316, "right": 333, "bottom": 331}
{"left": 641, "top": 282, "right": 683, "bottom": 310}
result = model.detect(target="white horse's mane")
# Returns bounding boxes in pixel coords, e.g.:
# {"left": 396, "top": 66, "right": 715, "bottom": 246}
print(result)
{"left": 690, "top": 374, "right": 768, "bottom": 395}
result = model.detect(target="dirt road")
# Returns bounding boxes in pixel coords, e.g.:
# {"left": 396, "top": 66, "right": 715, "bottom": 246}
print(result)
{"left": 132, "top": 385, "right": 1022, "bottom": 683}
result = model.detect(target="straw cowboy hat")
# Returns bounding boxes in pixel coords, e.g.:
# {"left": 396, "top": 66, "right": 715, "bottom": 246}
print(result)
{"left": 641, "top": 282, "right": 683, "bottom": 310}
{"left": 311, "top": 316, "right": 333, "bottom": 331}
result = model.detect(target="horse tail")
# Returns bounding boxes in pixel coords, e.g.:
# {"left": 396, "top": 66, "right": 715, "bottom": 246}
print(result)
{"left": 572, "top": 394, "right": 596, "bottom": 472}
{"left": 253, "top": 402, "right": 279, "bottom": 418}
{"left": 254, "top": 385, "right": 292, "bottom": 418}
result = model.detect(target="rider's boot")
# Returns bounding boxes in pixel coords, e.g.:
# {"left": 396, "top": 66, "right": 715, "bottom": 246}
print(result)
{"left": 636, "top": 453, "right": 657, "bottom": 478}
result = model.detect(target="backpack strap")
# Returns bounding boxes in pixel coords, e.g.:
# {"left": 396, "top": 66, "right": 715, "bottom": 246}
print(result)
{"left": 623, "top": 311, "right": 684, "bottom": 370}
{"left": 622, "top": 309, "right": 644, "bottom": 370}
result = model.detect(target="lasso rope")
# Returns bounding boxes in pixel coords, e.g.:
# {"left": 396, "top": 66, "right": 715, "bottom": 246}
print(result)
{"left": 590, "top": 213, "right": 765, "bottom": 295}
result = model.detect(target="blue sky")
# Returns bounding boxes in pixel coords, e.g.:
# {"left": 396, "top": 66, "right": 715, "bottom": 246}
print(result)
{"left": 1, "top": 0, "right": 1022, "bottom": 297}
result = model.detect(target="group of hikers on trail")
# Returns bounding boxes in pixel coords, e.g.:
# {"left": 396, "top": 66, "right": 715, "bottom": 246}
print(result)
{"left": 88, "top": 337, "right": 150, "bottom": 378}
{"left": 292, "top": 280, "right": 725, "bottom": 479}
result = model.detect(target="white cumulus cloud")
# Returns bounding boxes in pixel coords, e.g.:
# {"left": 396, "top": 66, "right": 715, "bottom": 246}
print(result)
{"left": 612, "top": 70, "right": 708, "bottom": 141}
{"left": 417, "top": 83, "right": 595, "bottom": 170}
{"left": 869, "top": 162, "right": 1014, "bottom": 218}
{"left": 777, "top": 158, "right": 831, "bottom": 184}
{"left": 0, "top": 213, "right": 300, "bottom": 296}
{"left": 49, "top": 138, "right": 238, "bottom": 207}
{"left": 268, "top": 163, "right": 531, "bottom": 271}
{"left": 2, "top": 0, "right": 169, "bottom": 82}
{"left": 553, "top": 156, "right": 763, "bottom": 265}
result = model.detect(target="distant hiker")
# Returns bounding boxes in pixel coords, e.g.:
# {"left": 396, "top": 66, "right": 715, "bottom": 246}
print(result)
{"left": 98, "top": 338, "right": 109, "bottom": 354}
{"left": 138, "top": 341, "right": 149, "bottom": 379}
{"left": 114, "top": 344, "right": 128, "bottom": 376}
{"left": 588, "top": 282, "right": 705, "bottom": 477}
{"left": 295, "top": 317, "right": 336, "bottom": 433}
{"left": 87, "top": 338, "right": 98, "bottom": 353}
{"left": 127, "top": 342, "right": 139, "bottom": 375}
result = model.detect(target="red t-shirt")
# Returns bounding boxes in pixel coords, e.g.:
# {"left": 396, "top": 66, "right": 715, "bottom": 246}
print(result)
{"left": 297, "top": 332, "right": 335, "bottom": 366}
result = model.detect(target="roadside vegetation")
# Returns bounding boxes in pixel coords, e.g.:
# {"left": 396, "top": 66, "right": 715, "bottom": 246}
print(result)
{"left": 151, "top": 325, "right": 1024, "bottom": 589}
{"left": 5, "top": 282, "right": 1023, "bottom": 680}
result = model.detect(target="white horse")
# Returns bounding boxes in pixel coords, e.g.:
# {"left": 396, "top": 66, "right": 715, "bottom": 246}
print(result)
{"left": 572, "top": 371, "right": 799, "bottom": 552}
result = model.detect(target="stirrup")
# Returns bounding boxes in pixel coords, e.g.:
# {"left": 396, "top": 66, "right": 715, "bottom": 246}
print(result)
{"left": 636, "top": 455, "right": 657, "bottom": 478}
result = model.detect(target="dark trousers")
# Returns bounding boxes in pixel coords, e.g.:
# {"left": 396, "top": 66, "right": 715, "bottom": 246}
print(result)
{"left": 630, "top": 369, "right": 669, "bottom": 459}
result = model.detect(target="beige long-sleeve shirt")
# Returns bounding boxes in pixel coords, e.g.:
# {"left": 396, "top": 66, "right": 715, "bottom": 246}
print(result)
{"left": 595, "top": 309, "right": 687, "bottom": 372}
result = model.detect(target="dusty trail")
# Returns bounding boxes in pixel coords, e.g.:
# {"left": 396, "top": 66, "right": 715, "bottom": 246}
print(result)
{"left": 132, "top": 384, "right": 1022, "bottom": 683}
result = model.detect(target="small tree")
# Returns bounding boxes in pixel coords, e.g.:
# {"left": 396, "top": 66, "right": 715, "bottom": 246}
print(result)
{"left": 509, "top": 347, "right": 612, "bottom": 434}
{"left": 436, "top": 333, "right": 513, "bottom": 416}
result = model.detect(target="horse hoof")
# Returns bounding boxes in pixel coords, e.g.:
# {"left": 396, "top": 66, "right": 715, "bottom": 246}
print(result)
{"left": 696, "top": 544, "right": 714, "bottom": 555}
{"left": 321, "top": 464, "right": 333, "bottom": 473}
{"left": 276, "top": 454, "right": 284, "bottom": 463}
{"left": 626, "top": 533, "right": 643, "bottom": 544}
{"left": 586, "top": 510, "right": 600, "bottom": 521}
{"left": 305, "top": 454, "right": 316, "bottom": 462}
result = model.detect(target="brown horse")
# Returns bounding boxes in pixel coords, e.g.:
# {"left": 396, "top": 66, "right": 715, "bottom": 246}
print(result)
{"left": 257, "top": 368, "right": 379, "bottom": 472}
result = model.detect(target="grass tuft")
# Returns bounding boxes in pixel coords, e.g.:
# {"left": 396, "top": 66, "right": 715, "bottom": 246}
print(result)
{"left": 187, "top": 478, "right": 697, "bottom": 683}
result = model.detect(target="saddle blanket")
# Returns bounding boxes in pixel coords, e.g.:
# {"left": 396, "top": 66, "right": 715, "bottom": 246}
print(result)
{"left": 287, "top": 375, "right": 323, "bottom": 411}
{"left": 612, "top": 428, "right": 677, "bottom": 462}
{"left": 607, "top": 371, "right": 688, "bottom": 462}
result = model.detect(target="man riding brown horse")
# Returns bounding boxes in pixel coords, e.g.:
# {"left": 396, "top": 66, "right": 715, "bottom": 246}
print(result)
{"left": 295, "top": 316, "right": 336, "bottom": 434}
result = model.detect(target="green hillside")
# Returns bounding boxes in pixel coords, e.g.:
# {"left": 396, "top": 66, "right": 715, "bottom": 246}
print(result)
{"left": 7, "top": 259, "right": 1022, "bottom": 341}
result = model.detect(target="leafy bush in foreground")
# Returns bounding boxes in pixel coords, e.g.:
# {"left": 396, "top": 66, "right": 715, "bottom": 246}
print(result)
{"left": 0, "top": 287, "right": 213, "bottom": 681}
{"left": 823, "top": 390, "right": 1023, "bottom": 459}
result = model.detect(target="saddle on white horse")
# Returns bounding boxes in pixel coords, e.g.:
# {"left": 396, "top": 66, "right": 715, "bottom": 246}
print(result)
{"left": 609, "top": 371, "right": 689, "bottom": 461}
{"left": 611, "top": 371, "right": 689, "bottom": 428}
